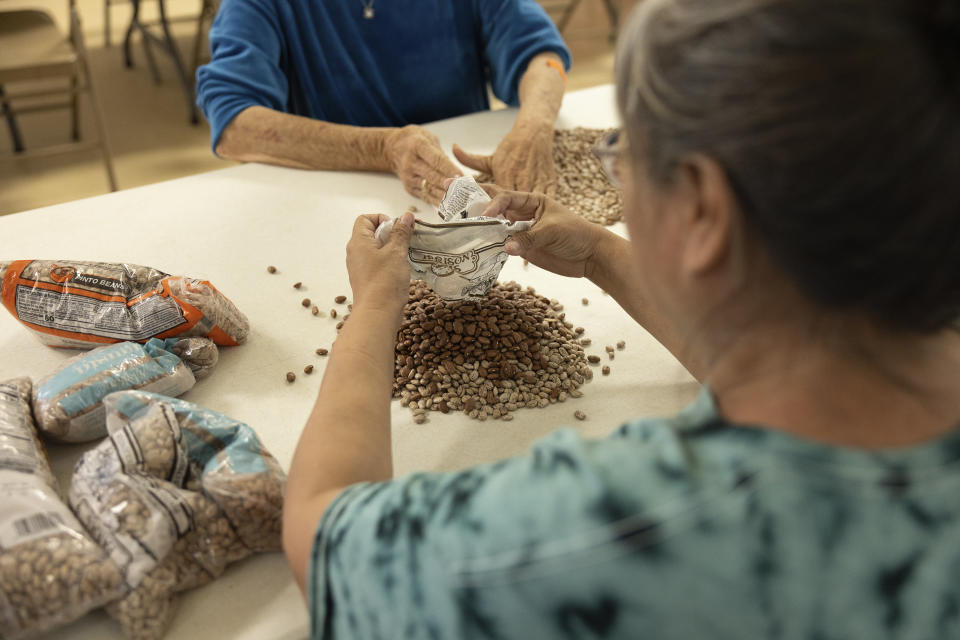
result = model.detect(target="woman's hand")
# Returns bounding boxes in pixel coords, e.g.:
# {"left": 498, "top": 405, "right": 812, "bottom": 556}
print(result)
{"left": 454, "top": 124, "right": 557, "bottom": 196}
{"left": 480, "top": 186, "right": 608, "bottom": 279}
{"left": 346, "top": 212, "right": 415, "bottom": 315}
{"left": 384, "top": 126, "right": 463, "bottom": 206}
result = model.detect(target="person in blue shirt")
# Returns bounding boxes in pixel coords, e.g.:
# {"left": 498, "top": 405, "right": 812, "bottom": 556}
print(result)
{"left": 196, "top": 0, "right": 571, "bottom": 205}
{"left": 282, "top": 0, "right": 960, "bottom": 637}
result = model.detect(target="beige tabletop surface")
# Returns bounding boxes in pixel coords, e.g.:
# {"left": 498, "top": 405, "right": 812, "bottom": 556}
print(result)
{"left": 0, "top": 84, "right": 699, "bottom": 639}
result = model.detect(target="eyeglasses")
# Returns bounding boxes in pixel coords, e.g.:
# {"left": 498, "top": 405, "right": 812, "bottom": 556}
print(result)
{"left": 592, "top": 128, "right": 626, "bottom": 189}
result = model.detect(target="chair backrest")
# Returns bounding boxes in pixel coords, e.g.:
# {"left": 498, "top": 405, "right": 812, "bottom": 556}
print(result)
{"left": 0, "top": 0, "right": 74, "bottom": 34}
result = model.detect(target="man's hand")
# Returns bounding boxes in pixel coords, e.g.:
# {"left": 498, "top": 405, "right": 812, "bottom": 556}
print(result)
{"left": 384, "top": 126, "right": 463, "bottom": 206}
{"left": 346, "top": 212, "right": 415, "bottom": 315}
{"left": 480, "top": 185, "right": 609, "bottom": 279}
{"left": 454, "top": 124, "right": 557, "bottom": 196}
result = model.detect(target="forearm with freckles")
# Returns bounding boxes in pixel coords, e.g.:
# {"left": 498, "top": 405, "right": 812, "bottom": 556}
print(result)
{"left": 513, "top": 52, "right": 566, "bottom": 132}
{"left": 216, "top": 106, "right": 394, "bottom": 172}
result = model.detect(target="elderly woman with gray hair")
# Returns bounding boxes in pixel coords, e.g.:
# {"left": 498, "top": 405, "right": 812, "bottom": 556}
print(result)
{"left": 281, "top": 0, "right": 960, "bottom": 637}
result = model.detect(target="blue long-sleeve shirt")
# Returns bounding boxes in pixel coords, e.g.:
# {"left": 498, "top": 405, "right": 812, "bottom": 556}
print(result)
{"left": 195, "top": 0, "right": 571, "bottom": 151}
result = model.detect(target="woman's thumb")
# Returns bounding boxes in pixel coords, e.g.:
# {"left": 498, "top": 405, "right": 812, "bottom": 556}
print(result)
{"left": 389, "top": 211, "right": 415, "bottom": 249}
{"left": 453, "top": 144, "right": 493, "bottom": 173}
{"left": 505, "top": 230, "right": 534, "bottom": 256}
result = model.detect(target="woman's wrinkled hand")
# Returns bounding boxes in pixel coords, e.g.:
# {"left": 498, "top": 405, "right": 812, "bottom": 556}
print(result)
{"left": 346, "top": 212, "right": 414, "bottom": 315}
{"left": 454, "top": 125, "right": 556, "bottom": 196}
{"left": 479, "top": 186, "right": 604, "bottom": 279}
{"left": 384, "top": 126, "right": 462, "bottom": 206}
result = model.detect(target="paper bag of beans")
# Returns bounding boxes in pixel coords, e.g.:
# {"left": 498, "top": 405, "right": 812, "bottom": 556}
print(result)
{"left": 0, "top": 260, "right": 249, "bottom": 349}
{"left": 0, "top": 377, "right": 124, "bottom": 639}
{"left": 436, "top": 175, "right": 495, "bottom": 220}
{"left": 69, "top": 390, "right": 285, "bottom": 640}
{"left": 376, "top": 178, "right": 531, "bottom": 301}
{"left": 32, "top": 337, "right": 218, "bottom": 443}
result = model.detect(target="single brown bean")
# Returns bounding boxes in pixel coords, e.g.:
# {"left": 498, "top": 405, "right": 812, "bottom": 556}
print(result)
{"left": 286, "top": 372, "right": 296, "bottom": 383}
{"left": 334, "top": 295, "right": 347, "bottom": 304}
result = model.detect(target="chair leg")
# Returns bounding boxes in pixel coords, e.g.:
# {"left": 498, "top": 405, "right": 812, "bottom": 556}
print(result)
{"left": 557, "top": 0, "right": 582, "bottom": 34}
{"left": 600, "top": 0, "right": 619, "bottom": 42}
{"left": 123, "top": 0, "right": 140, "bottom": 68}
{"left": 0, "top": 85, "right": 25, "bottom": 154}
{"left": 74, "top": 11, "right": 118, "bottom": 192}
{"left": 70, "top": 75, "right": 80, "bottom": 141}
{"left": 191, "top": 0, "right": 211, "bottom": 73}
{"left": 158, "top": 0, "right": 199, "bottom": 123}
{"left": 104, "top": 0, "right": 111, "bottom": 47}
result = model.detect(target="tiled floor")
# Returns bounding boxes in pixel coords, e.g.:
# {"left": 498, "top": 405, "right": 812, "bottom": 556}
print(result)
{"left": 0, "top": 0, "right": 628, "bottom": 215}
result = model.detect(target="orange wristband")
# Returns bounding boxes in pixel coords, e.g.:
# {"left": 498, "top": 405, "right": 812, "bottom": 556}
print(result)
{"left": 545, "top": 58, "right": 567, "bottom": 85}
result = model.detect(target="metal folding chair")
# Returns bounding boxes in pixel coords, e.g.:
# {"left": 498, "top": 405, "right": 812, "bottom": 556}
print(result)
{"left": 0, "top": 0, "right": 118, "bottom": 191}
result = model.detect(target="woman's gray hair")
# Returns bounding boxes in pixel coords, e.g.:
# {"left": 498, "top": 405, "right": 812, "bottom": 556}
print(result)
{"left": 614, "top": 0, "right": 960, "bottom": 332}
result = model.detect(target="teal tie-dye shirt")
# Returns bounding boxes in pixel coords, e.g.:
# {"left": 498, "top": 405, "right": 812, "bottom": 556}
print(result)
{"left": 308, "top": 388, "right": 960, "bottom": 639}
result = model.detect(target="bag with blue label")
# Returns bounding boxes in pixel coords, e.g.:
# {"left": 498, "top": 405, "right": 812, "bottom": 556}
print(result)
{"left": 32, "top": 337, "right": 218, "bottom": 443}
{"left": 69, "top": 391, "right": 284, "bottom": 640}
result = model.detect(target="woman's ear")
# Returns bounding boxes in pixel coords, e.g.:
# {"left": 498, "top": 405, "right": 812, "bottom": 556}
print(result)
{"left": 674, "top": 154, "right": 738, "bottom": 277}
